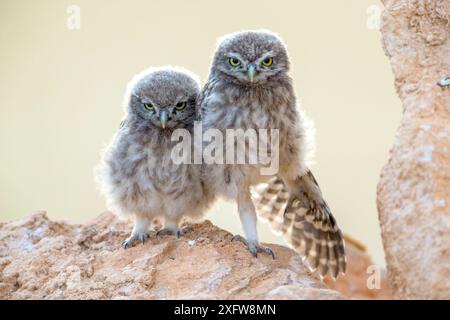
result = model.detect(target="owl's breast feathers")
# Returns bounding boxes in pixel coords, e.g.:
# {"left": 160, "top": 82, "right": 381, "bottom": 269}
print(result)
{"left": 202, "top": 78, "right": 298, "bottom": 142}
{"left": 105, "top": 128, "right": 201, "bottom": 202}
{"left": 199, "top": 78, "right": 301, "bottom": 192}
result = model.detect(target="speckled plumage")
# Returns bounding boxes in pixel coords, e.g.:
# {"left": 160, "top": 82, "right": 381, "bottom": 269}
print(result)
{"left": 200, "top": 30, "right": 346, "bottom": 277}
{"left": 97, "top": 67, "right": 213, "bottom": 247}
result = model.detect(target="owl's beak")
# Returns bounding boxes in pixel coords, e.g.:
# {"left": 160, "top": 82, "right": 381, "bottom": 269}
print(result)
{"left": 247, "top": 64, "right": 256, "bottom": 82}
{"left": 159, "top": 109, "right": 169, "bottom": 129}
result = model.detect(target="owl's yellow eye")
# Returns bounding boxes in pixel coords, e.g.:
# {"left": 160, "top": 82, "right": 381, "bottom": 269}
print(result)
{"left": 229, "top": 58, "right": 241, "bottom": 67}
{"left": 144, "top": 103, "right": 153, "bottom": 111}
{"left": 175, "top": 101, "right": 186, "bottom": 111}
{"left": 261, "top": 57, "right": 273, "bottom": 67}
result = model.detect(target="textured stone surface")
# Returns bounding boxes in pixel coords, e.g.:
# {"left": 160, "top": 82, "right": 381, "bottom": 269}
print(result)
{"left": 0, "top": 211, "right": 388, "bottom": 300}
{"left": 0, "top": 211, "right": 342, "bottom": 299}
{"left": 377, "top": 0, "right": 450, "bottom": 299}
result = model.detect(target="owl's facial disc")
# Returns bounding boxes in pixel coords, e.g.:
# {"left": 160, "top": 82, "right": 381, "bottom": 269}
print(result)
{"left": 226, "top": 54, "right": 276, "bottom": 83}
{"left": 224, "top": 51, "right": 284, "bottom": 83}
{"left": 125, "top": 67, "right": 200, "bottom": 131}
{"left": 214, "top": 31, "right": 290, "bottom": 84}
{"left": 129, "top": 92, "right": 196, "bottom": 130}
{"left": 147, "top": 101, "right": 195, "bottom": 130}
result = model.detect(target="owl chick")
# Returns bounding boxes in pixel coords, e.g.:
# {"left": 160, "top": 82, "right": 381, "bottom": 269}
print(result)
{"left": 97, "top": 67, "right": 213, "bottom": 248}
{"left": 199, "top": 31, "right": 346, "bottom": 277}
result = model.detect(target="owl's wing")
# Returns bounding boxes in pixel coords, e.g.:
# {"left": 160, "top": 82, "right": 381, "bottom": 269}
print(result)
{"left": 251, "top": 176, "right": 289, "bottom": 233}
{"left": 252, "top": 171, "right": 346, "bottom": 278}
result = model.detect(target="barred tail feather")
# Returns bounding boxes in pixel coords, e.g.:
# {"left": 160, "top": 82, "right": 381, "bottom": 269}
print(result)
{"left": 252, "top": 171, "right": 346, "bottom": 278}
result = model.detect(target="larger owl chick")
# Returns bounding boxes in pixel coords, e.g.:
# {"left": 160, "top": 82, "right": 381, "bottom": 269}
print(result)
{"left": 97, "top": 67, "right": 213, "bottom": 248}
{"left": 200, "top": 30, "right": 346, "bottom": 278}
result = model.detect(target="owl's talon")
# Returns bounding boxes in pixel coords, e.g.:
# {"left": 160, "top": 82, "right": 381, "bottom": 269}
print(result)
{"left": 122, "top": 238, "right": 134, "bottom": 249}
{"left": 139, "top": 233, "right": 148, "bottom": 245}
{"left": 231, "top": 235, "right": 275, "bottom": 259}
{"left": 231, "top": 234, "right": 246, "bottom": 244}
{"left": 249, "top": 246, "right": 258, "bottom": 258}
{"left": 122, "top": 240, "right": 130, "bottom": 249}
{"left": 181, "top": 226, "right": 192, "bottom": 234}
{"left": 156, "top": 228, "right": 172, "bottom": 238}
{"left": 261, "top": 246, "right": 275, "bottom": 259}
{"left": 122, "top": 232, "right": 149, "bottom": 249}
{"left": 157, "top": 226, "right": 192, "bottom": 240}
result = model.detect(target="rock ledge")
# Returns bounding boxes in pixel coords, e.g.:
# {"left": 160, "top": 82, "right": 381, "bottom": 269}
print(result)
{"left": 0, "top": 211, "right": 389, "bottom": 299}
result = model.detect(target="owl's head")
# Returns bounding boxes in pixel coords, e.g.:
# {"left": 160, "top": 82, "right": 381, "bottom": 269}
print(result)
{"left": 125, "top": 67, "right": 200, "bottom": 130}
{"left": 211, "top": 30, "right": 290, "bottom": 85}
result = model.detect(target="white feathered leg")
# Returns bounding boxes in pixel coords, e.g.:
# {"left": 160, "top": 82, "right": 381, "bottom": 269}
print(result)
{"left": 233, "top": 189, "right": 275, "bottom": 259}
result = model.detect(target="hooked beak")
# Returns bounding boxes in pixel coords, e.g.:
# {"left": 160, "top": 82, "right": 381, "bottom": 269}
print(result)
{"left": 159, "top": 109, "right": 169, "bottom": 129}
{"left": 247, "top": 64, "right": 256, "bottom": 82}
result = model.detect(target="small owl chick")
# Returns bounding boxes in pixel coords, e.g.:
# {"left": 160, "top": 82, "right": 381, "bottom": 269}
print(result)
{"left": 97, "top": 67, "right": 213, "bottom": 248}
{"left": 200, "top": 30, "right": 346, "bottom": 277}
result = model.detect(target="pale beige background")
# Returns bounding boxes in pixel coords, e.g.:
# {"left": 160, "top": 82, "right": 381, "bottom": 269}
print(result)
{"left": 0, "top": 0, "right": 400, "bottom": 265}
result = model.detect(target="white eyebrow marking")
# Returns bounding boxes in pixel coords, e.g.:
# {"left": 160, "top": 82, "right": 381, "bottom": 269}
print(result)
{"left": 226, "top": 52, "right": 246, "bottom": 62}
{"left": 131, "top": 92, "right": 153, "bottom": 104}
{"left": 174, "top": 95, "right": 189, "bottom": 105}
{"left": 256, "top": 51, "right": 275, "bottom": 63}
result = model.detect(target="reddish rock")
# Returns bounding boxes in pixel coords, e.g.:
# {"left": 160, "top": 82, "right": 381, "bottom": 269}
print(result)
{"left": 324, "top": 236, "right": 392, "bottom": 299}
{"left": 0, "top": 211, "right": 346, "bottom": 300}
{"left": 0, "top": 211, "right": 392, "bottom": 299}
{"left": 377, "top": 0, "right": 450, "bottom": 299}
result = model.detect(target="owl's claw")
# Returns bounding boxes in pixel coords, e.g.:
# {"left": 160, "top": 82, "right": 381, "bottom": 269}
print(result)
{"left": 122, "top": 239, "right": 132, "bottom": 249}
{"left": 122, "top": 232, "right": 149, "bottom": 249}
{"left": 231, "top": 235, "right": 275, "bottom": 259}
{"left": 140, "top": 233, "right": 148, "bottom": 245}
{"left": 156, "top": 228, "right": 171, "bottom": 238}
{"left": 156, "top": 226, "right": 192, "bottom": 240}
{"left": 180, "top": 226, "right": 192, "bottom": 236}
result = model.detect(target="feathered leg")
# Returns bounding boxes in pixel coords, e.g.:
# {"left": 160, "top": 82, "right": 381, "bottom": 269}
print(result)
{"left": 233, "top": 188, "right": 275, "bottom": 259}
